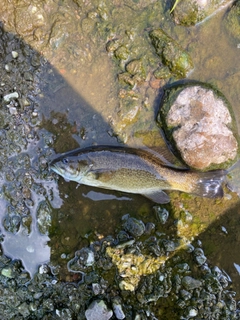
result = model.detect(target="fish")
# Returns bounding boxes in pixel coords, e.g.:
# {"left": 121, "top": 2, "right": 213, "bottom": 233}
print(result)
{"left": 49, "top": 145, "right": 233, "bottom": 204}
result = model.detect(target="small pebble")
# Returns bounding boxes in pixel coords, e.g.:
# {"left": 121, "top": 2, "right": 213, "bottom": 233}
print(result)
{"left": 11, "top": 51, "right": 18, "bottom": 58}
{"left": 188, "top": 308, "right": 198, "bottom": 317}
{"left": 112, "top": 298, "right": 125, "bottom": 320}
{"left": 221, "top": 226, "right": 228, "bottom": 234}
{"left": 85, "top": 300, "right": 113, "bottom": 320}
{"left": 153, "top": 206, "right": 169, "bottom": 224}
{"left": 5, "top": 64, "right": 10, "bottom": 72}
{"left": 9, "top": 106, "right": 18, "bottom": 115}
{"left": 3, "top": 92, "right": 19, "bottom": 102}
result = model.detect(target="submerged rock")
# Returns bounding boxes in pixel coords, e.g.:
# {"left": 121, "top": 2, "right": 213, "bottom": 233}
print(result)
{"left": 149, "top": 28, "right": 193, "bottom": 78}
{"left": 36, "top": 201, "right": 52, "bottom": 235}
{"left": 171, "top": 0, "right": 233, "bottom": 26}
{"left": 67, "top": 247, "right": 95, "bottom": 274}
{"left": 153, "top": 206, "right": 169, "bottom": 224}
{"left": 182, "top": 276, "right": 202, "bottom": 290}
{"left": 123, "top": 216, "right": 145, "bottom": 237}
{"left": 224, "top": 1, "right": 240, "bottom": 43}
{"left": 157, "top": 82, "right": 239, "bottom": 170}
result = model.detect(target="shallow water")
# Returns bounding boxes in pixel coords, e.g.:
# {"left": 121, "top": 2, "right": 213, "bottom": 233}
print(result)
{"left": 1, "top": 0, "right": 240, "bottom": 307}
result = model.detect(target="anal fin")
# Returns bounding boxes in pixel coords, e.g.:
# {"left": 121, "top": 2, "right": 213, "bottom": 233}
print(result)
{"left": 141, "top": 190, "right": 170, "bottom": 204}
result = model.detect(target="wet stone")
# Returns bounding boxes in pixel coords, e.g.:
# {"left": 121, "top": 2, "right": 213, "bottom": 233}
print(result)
{"left": 39, "top": 264, "right": 50, "bottom": 274}
{"left": 182, "top": 276, "right": 202, "bottom": 290}
{"left": 3, "top": 215, "right": 21, "bottom": 234}
{"left": 153, "top": 206, "right": 169, "bottom": 224}
{"left": 68, "top": 248, "right": 95, "bottom": 273}
{"left": 149, "top": 29, "right": 193, "bottom": 78}
{"left": 180, "top": 289, "right": 192, "bottom": 301}
{"left": 1, "top": 267, "right": 14, "bottom": 278}
{"left": 36, "top": 201, "right": 52, "bottom": 235}
{"left": 123, "top": 216, "right": 145, "bottom": 237}
{"left": 163, "top": 240, "right": 178, "bottom": 252}
{"left": 112, "top": 297, "right": 125, "bottom": 320}
{"left": 56, "top": 308, "right": 72, "bottom": 318}
{"left": 204, "top": 274, "right": 223, "bottom": 294}
{"left": 195, "top": 254, "right": 207, "bottom": 266}
{"left": 42, "top": 298, "right": 54, "bottom": 311}
{"left": 187, "top": 307, "right": 198, "bottom": 317}
{"left": 145, "top": 222, "right": 155, "bottom": 234}
{"left": 18, "top": 302, "right": 30, "bottom": 318}
{"left": 85, "top": 300, "right": 113, "bottom": 320}
{"left": 92, "top": 283, "right": 101, "bottom": 295}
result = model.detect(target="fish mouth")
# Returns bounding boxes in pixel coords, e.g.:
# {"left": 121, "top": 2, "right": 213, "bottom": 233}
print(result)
{"left": 49, "top": 163, "right": 64, "bottom": 176}
{"left": 49, "top": 162, "right": 79, "bottom": 182}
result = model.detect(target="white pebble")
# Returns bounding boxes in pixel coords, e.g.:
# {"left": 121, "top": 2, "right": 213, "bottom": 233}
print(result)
{"left": 113, "top": 302, "right": 125, "bottom": 320}
{"left": 3, "top": 92, "right": 19, "bottom": 102}
{"left": 5, "top": 64, "right": 10, "bottom": 72}
{"left": 159, "top": 275, "right": 165, "bottom": 281}
{"left": 221, "top": 226, "right": 228, "bottom": 234}
{"left": 9, "top": 107, "right": 17, "bottom": 115}
{"left": 188, "top": 308, "right": 198, "bottom": 317}
{"left": 11, "top": 51, "right": 18, "bottom": 58}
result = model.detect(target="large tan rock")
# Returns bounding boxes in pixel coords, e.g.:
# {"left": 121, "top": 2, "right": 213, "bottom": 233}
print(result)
{"left": 157, "top": 82, "right": 239, "bottom": 170}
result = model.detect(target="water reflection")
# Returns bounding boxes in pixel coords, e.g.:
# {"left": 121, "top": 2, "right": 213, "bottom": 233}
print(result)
{"left": 83, "top": 190, "right": 132, "bottom": 201}
{"left": 2, "top": 226, "right": 50, "bottom": 277}
{"left": 198, "top": 202, "right": 240, "bottom": 298}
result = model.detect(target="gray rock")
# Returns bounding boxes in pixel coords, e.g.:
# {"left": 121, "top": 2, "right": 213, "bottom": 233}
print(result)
{"left": 158, "top": 83, "right": 239, "bottom": 170}
{"left": 182, "top": 276, "right": 202, "bottom": 290}
{"left": 123, "top": 216, "right": 145, "bottom": 237}
{"left": 153, "top": 206, "right": 169, "bottom": 224}
{"left": 112, "top": 297, "right": 125, "bottom": 319}
{"left": 85, "top": 300, "right": 113, "bottom": 320}
{"left": 67, "top": 248, "right": 95, "bottom": 273}
{"left": 18, "top": 302, "right": 30, "bottom": 318}
{"left": 36, "top": 201, "right": 52, "bottom": 235}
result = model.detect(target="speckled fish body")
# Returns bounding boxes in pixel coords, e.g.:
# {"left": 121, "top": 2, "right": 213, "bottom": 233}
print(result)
{"left": 50, "top": 145, "right": 225, "bottom": 204}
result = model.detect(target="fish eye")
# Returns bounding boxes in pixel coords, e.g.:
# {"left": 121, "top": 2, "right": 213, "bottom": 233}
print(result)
{"left": 62, "top": 158, "right": 69, "bottom": 164}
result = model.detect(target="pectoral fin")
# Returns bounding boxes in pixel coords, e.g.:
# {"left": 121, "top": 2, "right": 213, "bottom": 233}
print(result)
{"left": 141, "top": 190, "right": 170, "bottom": 204}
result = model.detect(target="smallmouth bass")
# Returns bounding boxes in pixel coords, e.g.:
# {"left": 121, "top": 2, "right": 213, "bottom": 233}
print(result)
{"left": 48, "top": 145, "right": 235, "bottom": 204}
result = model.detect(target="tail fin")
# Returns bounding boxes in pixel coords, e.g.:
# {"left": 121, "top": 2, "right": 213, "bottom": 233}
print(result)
{"left": 226, "top": 159, "right": 240, "bottom": 196}
{"left": 193, "top": 171, "right": 226, "bottom": 199}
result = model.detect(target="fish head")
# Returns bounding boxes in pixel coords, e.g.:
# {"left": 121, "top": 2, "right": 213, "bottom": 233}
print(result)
{"left": 49, "top": 155, "right": 89, "bottom": 183}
